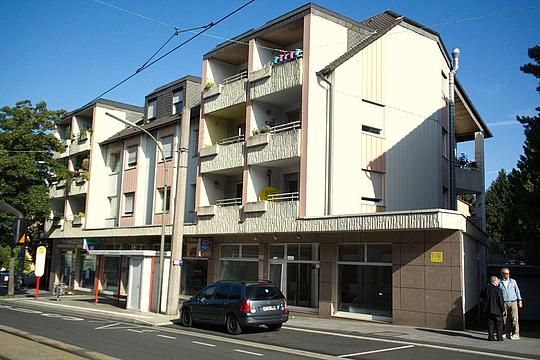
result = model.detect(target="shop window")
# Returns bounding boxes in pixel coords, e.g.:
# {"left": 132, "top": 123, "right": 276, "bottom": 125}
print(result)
{"left": 219, "top": 244, "right": 259, "bottom": 282}
{"left": 269, "top": 245, "right": 285, "bottom": 260}
{"left": 181, "top": 238, "right": 211, "bottom": 296}
{"left": 78, "top": 255, "right": 96, "bottom": 289}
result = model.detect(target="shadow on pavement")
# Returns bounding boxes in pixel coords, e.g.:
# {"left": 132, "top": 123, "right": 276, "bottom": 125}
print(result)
{"left": 415, "top": 327, "right": 484, "bottom": 340}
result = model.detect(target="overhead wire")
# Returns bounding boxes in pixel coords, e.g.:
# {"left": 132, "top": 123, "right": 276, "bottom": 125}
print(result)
{"left": 88, "top": 0, "right": 255, "bottom": 103}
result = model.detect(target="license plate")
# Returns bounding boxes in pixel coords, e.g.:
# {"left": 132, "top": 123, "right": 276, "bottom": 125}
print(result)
{"left": 262, "top": 306, "right": 276, "bottom": 311}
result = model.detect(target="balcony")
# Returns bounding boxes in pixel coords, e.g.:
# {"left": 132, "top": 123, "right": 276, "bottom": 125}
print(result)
{"left": 49, "top": 181, "right": 67, "bottom": 198}
{"left": 249, "top": 59, "right": 302, "bottom": 100}
{"left": 200, "top": 136, "right": 244, "bottom": 173}
{"left": 203, "top": 72, "right": 247, "bottom": 114}
{"left": 455, "top": 166, "right": 483, "bottom": 194}
{"left": 70, "top": 134, "right": 91, "bottom": 155}
{"left": 246, "top": 123, "right": 301, "bottom": 165}
{"left": 70, "top": 177, "right": 89, "bottom": 196}
{"left": 195, "top": 201, "right": 298, "bottom": 234}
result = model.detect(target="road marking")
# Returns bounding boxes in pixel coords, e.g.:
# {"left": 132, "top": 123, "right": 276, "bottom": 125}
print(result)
{"left": 192, "top": 341, "right": 216, "bottom": 347}
{"left": 95, "top": 322, "right": 122, "bottom": 330}
{"left": 157, "top": 335, "right": 176, "bottom": 340}
{"left": 234, "top": 349, "right": 264, "bottom": 357}
{"left": 283, "top": 327, "right": 536, "bottom": 360}
{"left": 127, "top": 329, "right": 144, "bottom": 333}
{"left": 338, "top": 345, "right": 414, "bottom": 357}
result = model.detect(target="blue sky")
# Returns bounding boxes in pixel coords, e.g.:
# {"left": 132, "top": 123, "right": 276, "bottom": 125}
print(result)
{"left": 1, "top": 0, "right": 538, "bottom": 186}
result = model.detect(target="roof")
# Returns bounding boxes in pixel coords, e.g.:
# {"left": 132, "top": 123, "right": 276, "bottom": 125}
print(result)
{"left": 203, "top": 2, "right": 372, "bottom": 60}
{"left": 146, "top": 75, "right": 201, "bottom": 98}
{"left": 100, "top": 105, "right": 200, "bottom": 145}
{"left": 62, "top": 98, "right": 143, "bottom": 121}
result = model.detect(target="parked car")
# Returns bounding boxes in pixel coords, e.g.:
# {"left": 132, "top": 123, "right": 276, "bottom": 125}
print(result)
{"left": 23, "top": 271, "right": 37, "bottom": 287}
{"left": 180, "top": 280, "right": 288, "bottom": 335}
{"left": 0, "top": 270, "right": 9, "bottom": 287}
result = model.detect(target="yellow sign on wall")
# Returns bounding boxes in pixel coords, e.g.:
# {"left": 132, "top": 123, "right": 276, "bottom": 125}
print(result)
{"left": 430, "top": 251, "right": 444, "bottom": 263}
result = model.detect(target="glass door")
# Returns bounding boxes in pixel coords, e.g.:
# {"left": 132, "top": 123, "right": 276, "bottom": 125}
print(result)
{"left": 269, "top": 263, "right": 285, "bottom": 294}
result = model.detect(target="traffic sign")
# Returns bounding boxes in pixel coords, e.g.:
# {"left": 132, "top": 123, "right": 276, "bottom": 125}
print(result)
{"left": 35, "top": 246, "right": 46, "bottom": 277}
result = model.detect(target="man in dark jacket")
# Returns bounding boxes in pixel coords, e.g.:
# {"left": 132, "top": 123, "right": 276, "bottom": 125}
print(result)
{"left": 480, "top": 276, "right": 505, "bottom": 341}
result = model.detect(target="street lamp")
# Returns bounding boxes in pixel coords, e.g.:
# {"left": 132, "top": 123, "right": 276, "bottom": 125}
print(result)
{"left": 105, "top": 112, "right": 168, "bottom": 313}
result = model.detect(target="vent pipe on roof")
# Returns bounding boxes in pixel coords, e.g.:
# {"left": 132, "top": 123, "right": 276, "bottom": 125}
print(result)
{"left": 448, "top": 48, "right": 460, "bottom": 211}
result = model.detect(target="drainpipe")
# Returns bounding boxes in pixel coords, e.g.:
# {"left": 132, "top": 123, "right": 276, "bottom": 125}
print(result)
{"left": 317, "top": 71, "right": 333, "bottom": 215}
{"left": 448, "top": 48, "right": 460, "bottom": 211}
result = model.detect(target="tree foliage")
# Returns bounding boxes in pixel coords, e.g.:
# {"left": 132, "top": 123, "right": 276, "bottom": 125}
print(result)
{"left": 486, "top": 45, "right": 540, "bottom": 263}
{"left": 0, "top": 100, "right": 67, "bottom": 256}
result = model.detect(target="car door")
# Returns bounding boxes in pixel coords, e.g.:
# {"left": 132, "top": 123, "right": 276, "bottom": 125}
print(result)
{"left": 208, "top": 283, "right": 232, "bottom": 323}
{"left": 190, "top": 285, "right": 216, "bottom": 322}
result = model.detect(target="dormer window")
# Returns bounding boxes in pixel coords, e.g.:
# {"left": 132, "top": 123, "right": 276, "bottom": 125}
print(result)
{"left": 147, "top": 98, "right": 157, "bottom": 120}
{"left": 172, "top": 89, "right": 183, "bottom": 115}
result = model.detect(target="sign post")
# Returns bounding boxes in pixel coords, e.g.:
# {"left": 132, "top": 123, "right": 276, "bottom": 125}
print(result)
{"left": 34, "top": 246, "right": 46, "bottom": 299}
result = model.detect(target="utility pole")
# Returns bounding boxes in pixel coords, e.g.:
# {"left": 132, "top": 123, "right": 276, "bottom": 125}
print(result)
{"left": 166, "top": 104, "right": 190, "bottom": 315}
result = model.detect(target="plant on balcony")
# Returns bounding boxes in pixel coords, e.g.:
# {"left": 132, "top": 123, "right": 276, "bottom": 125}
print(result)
{"left": 260, "top": 125, "right": 271, "bottom": 134}
{"left": 203, "top": 81, "right": 215, "bottom": 91}
{"left": 456, "top": 153, "right": 478, "bottom": 169}
{"left": 81, "top": 171, "right": 90, "bottom": 181}
{"left": 78, "top": 129, "right": 88, "bottom": 141}
{"left": 81, "top": 158, "right": 90, "bottom": 171}
{"left": 252, "top": 128, "right": 260, "bottom": 136}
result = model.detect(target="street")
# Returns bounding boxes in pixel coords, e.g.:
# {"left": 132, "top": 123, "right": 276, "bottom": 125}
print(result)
{"left": 0, "top": 300, "right": 533, "bottom": 360}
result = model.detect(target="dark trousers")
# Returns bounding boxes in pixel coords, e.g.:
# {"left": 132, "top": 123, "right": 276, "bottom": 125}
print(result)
{"left": 487, "top": 314, "right": 503, "bottom": 340}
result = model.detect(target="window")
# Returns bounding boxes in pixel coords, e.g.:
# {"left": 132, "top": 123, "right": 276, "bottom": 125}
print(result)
{"left": 198, "top": 285, "right": 216, "bottom": 300}
{"left": 172, "top": 89, "right": 183, "bottom": 115}
{"left": 123, "top": 192, "right": 135, "bottom": 215}
{"left": 215, "top": 283, "right": 231, "bottom": 300}
{"left": 362, "top": 125, "right": 381, "bottom": 135}
{"left": 442, "top": 129, "right": 449, "bottom": 158}
{"left": 109, "top": 152, "right": 120, "bottom": 173}
{"left": 108, "top": 196, "right": 118, "bottom": 218}
{"left": 286, "top": 109, "right": 300, "bottom": 123}
{"left": 155, "top": 187, "right": 171, "bottom": 213}
{"left": 219, "top": 244, "right": 260, "bottom": 281}
{"left": 284, "top": 173, "right": 299, "bottom": 193}
{"left": 160, "top": 135, "right": 174, "bottom": 160}
{"left": 147, "top": 98, "right": 157, "bottom": 120}
{"left": 127, "top": 146, "right": 138, "bottom": 168}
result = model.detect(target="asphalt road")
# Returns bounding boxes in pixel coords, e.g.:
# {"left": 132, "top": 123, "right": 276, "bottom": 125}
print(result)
{"left": 0, "top": 301, "right": 531, "bottom": 360}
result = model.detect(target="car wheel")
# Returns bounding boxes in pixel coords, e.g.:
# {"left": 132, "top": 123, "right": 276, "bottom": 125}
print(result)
{"left": 267, "top": 324, "right": 282, "bottom": 331}
{"left": 226, "top": 314, "right": 242, "bottom": 335}
{"left": 181, "top": 309, "right": 192, "bottom": 327}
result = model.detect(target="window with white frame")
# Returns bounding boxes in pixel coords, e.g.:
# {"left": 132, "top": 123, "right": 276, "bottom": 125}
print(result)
{"left": 126, "top": 146, "right": 137, "bottom": 168}
{"left": 361, "top": 170, "right": 384, "bottom": 205}
{"left": 123, "top": 192, "right": 135, "bottom": 215}
{"left": 219, "top": 244, "right": 259, "bottom": 281}
{"left": 155, "top": 187, "right": 171, "bottom": 213}
{"left": 160, "top": 135, "right": 174, "bottom": 160}
{"left": 147, "top": 98, "right": 157, "bottom": 120}
{"left": 109, "top": 152, "right": 121, "bottom": 173}
{"left": 172, "top": 89, "right": 183, "bottom": 115}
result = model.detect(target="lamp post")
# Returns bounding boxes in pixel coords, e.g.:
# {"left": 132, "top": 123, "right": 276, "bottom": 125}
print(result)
{"left": 105, "top": 112, "right": 168, "bottom": 313}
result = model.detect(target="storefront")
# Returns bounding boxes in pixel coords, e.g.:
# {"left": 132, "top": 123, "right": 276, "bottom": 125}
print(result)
{"left": 181, "top": 238, "right": 211, "bottom": 296}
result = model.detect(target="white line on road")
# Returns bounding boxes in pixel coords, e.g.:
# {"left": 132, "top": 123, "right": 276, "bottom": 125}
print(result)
{"left": 95, "top": 322, "right": 122, "bottom": 330}
{"left": 234, "top": 349, "right": 264, "bottom": 357}
{"left": 283, "top": 327, "right": 536, "bottom": 360}
{"left": 127, "top": 329, "right": 144, "bottom": 333}
{"left": 338, "top": 345, "right": 414, "bottom": 358}
{"left": 192, "top": 341, "right": 216, "bottom": 347}
{"left": 157, "top": 335, "right": 176, "bottom": 340}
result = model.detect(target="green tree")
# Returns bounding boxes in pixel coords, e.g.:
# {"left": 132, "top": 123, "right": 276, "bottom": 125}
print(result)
{"left": 485, "top": 170, "right": 512, "bottom": 251}
{"left": 0, "top": 100, "right": 67, "bottom": 256}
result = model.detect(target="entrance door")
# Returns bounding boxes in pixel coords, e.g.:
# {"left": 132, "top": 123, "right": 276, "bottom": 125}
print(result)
{"left": 127, "top": 257, "right": 142, "bottom": 310}
{"left": 269, "top": 263, "right": 286, "bottom": 294}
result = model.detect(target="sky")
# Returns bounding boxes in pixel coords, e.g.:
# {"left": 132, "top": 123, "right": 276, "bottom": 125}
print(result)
{"left": 1, "top": 0, "right": 539, "bottom": 186}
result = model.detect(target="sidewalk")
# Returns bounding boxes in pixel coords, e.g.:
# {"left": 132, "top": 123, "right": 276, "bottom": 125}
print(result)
{"left": 2, "top": 292, "right": 540, "bottom": 359}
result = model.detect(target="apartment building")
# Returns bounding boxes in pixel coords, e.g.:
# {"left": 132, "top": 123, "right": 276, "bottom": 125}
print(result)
{"left": 46, "top": 77, "right": 201, "bottom": 306}
{"left": 192, "top": 4, "right": 491, "bottom": 329}
{"left": 45, "top": 4, "right": 492, "bottom": 329}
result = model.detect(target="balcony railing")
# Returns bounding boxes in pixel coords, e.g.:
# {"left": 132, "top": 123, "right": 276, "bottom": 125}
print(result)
{"left": 270, "top": 121, "right": 301, "bottom": 134}
{"left": 267, "top": 192, "right": 299, "bottom": 202}
{"left": 250, "top": 58, "right": 302, "bottom": 100}
{"left": 217, "top": 134, "right": 245, "bottom": 145}
{"left": 216, "top": 198, "right": 242, "bottom": 206}
{"left": 223, "top": 71, "right": 247, "bottom": 85}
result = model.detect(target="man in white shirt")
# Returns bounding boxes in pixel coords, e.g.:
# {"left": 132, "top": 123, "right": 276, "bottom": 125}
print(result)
{"left": 499, "top": 268, "right": 523, "bottom": 340}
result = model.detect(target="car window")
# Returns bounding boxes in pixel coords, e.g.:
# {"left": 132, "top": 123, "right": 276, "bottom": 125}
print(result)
{"left": 228, "top": 285, "right": 242, "bottom": 300}
{"left": 198, "top": 285, "right": 216, "bottom": 300}
{"left": 215, "top": 284, "right": 231, "bottom": 300}
{"left": 246, "top": 285, "right": 283, "bottom": 300}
